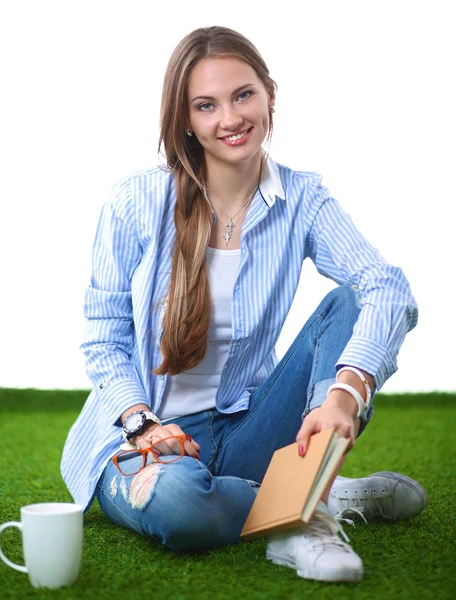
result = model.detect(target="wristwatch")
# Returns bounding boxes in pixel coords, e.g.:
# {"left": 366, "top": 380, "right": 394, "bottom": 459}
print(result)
{"left": 122, "top": 410, "right": 162, "bottom": 442}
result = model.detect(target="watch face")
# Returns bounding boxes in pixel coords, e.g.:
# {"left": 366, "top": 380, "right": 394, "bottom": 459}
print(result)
{"left": 125, "top": 412, "right": 145, "bottom": 434}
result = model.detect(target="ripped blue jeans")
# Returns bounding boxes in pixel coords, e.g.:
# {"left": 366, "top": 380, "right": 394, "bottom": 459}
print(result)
{"left": 95, "top": 285, "right": 374, "bottom": 551}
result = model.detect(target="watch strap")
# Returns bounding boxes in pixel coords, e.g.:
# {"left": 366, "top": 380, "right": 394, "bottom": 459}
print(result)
{"left": 141, "top": 411, "right": 162, "bottom": 427}
{"left": 327, "top": 382, "right": 367, "bottom": 418}
{"left": 337, "top": 366, "right": 372, "bottom": 409}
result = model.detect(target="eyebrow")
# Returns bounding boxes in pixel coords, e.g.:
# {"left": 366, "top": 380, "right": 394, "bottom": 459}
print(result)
{"left": 190, "top": 83, "right": 256, "bottom": 104}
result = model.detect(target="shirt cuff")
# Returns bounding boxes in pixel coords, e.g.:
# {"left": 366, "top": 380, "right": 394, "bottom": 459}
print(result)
{"left": 98, "top": 378, "right": 150, "bottom": 426}
{"left": 336, "top": 336, "right": 397, "bottom": 391}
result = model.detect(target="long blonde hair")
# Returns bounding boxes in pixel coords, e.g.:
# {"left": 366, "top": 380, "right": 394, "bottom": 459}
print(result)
{"left": 153, "top": 26, "right": 276, "bottom": 376}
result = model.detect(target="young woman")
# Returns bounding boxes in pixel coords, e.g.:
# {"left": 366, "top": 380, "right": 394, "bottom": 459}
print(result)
{"left": 61, "top": 26, "right": 426, "bottom": 583}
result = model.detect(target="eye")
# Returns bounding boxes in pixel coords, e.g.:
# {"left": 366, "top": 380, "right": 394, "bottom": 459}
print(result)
{"left": 236, "top": 90, "right": 253, "bottom": 102}
{"left": 198, "top": 102, "right": 214, "bottom": 112}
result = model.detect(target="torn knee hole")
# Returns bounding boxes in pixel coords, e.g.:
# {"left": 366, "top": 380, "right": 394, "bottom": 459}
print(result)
{"left": 109, "top": 476, "right": 118, "bottom": 497}
{"left": 120, "top": 478, "right": 128, "bottom": 501}
{"left": 129, "top": 463, "right": 162, "bottom": 510}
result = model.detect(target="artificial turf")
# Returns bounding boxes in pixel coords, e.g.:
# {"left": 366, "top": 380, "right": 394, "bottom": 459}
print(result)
{"left": 0, "top": 388, "right": 455, "bottom": 600}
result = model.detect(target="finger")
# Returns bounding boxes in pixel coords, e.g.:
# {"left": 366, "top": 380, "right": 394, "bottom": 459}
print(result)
{"left": 296, "top": 417, "right": 319, "bottom": 456}
{"left": 343, "top": 431, "right": 355, "bottom": 454}
{"left": 136, "top": 438, "right": 149, "bottom": 451}
{"left": 334, "top": 422, "right": 354, "bottom": 442}
{"left": 165, "top": 423, "right": 185, "bottom": 437}
{"left": 165, "top": 425, "right": 200, "bottom": 451}
{"left": 152, "top": 437, "right": 199, "bottom": 460}
{"left": 327, "top": 422, "right": 355, "bottom": 455}
{"left": 186, "top": 439, "right": 200, "bottom": 452}
{"left": 153, "top": 436, "right": 183, "bottom": 456}
{"left": 184, "top": 440, "right": 200, "bottom": 459}
{"left": 144, "top": 430, "right": 163, "bottom": 446}
{"left": 135, "top": 435, "right": 162, "bottom": 463}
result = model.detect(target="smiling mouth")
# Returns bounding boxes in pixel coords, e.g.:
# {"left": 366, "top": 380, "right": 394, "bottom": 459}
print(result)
{"left": 219, "top": 127, "right": 253, "bottom": 142}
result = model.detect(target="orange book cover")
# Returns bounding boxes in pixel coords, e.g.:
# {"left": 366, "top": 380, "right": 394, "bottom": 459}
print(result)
{"left": 241, "top": 429, "right": 349, "bottom": 540}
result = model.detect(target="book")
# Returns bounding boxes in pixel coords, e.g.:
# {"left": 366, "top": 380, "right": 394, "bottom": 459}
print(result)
{"left": 240, "top": 428, "right": 350, "bottom": 540}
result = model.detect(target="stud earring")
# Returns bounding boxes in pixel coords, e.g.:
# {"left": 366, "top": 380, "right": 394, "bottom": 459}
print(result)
{"left": 186, "top": 129, "right": 193, "bottom": 136}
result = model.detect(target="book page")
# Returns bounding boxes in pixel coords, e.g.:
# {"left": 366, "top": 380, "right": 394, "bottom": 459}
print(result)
{"left": 301, "top": 435, "right": 349, "bottom": 522}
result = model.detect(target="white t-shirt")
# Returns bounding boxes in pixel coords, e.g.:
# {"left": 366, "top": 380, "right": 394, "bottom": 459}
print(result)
{"left": 156, "top": 246, "right": 241, "bottom": 420}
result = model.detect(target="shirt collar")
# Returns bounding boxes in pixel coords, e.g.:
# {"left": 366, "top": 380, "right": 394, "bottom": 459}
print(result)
{"left": 259, "top": 155, "right": 285, "bottom": 207}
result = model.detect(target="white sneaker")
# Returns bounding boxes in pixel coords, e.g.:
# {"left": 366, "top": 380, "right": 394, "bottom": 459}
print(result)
{"left": 266, "top": 502, "right": 363, "bottom": 582}
{"left": 328, "top": 472, "right": 428, "bottom": 521}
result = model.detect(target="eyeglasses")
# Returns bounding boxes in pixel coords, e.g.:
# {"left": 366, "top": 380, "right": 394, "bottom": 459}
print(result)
{"left": 112, "top": 434, "right": 192, "bottom": 476}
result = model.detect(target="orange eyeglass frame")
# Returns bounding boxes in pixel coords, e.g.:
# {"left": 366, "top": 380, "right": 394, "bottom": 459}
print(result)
{"left": 112, "top": 433, "right": 193, "bottom": 476}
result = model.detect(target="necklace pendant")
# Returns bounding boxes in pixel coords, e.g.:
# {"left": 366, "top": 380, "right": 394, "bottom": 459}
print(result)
{"left": 224, "top": 218, "right": 234, "bottom": 246}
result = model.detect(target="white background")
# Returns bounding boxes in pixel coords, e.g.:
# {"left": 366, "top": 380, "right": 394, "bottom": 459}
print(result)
{"left": 0, "top": 0, "right": 454, "bottom": 392}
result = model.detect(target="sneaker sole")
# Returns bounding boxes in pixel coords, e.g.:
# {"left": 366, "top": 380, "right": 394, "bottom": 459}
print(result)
{"left": 266, "top": 552, "right": 363, "bottom": 582}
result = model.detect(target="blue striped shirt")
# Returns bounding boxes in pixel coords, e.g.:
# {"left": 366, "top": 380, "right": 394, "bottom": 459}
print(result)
{"left": 61, "top": 156, "right": 418, "bottom": 511}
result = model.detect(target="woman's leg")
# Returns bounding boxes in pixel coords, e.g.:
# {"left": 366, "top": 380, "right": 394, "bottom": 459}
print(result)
{"left": 213, "top": 284, "right": 370, "bottom": 483}
{"left": 96, "top": 451, "right": 259, "bottom": 552}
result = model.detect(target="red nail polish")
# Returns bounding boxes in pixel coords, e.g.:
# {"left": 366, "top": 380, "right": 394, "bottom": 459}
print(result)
{"left": 298, "top": 444, "right": 304, "bottom": 456}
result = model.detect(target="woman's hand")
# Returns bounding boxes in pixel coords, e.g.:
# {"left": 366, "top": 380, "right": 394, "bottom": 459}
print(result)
{"left": 296, "top": 390, "right": 360, "bottom": 456}
{"left": 133, "top": 422, "right": 201, "bottom": 460}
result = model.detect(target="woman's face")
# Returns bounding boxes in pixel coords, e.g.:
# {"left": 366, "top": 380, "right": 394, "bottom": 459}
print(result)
{"left": 187, "top": 56, "right": 273, "bottom": 169}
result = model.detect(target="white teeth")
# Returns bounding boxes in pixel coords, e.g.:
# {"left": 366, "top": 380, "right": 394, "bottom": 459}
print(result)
{"left": 223, "top": 129, "right": 250, "bottom": 142}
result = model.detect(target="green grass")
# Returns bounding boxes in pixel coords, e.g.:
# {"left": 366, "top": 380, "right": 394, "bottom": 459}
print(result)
{"left": 0, "top": 389, "right": 455, "bottom": 600}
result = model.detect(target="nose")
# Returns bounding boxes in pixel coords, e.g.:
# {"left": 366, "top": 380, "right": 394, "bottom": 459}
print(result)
{"left": 219, "top": 104, "right": 244, "bottom": 133}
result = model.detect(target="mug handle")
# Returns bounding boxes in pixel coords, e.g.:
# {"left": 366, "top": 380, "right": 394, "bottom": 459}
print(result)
{"left": 0, "top": 522, "right": 28, "bottom": 573}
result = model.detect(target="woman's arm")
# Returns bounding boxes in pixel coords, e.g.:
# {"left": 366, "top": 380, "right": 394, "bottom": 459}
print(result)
{"left": 304, "top": 178, "right": 418, "bottom": 392}
{"left": 81, "top": 178, "right": 149, "bottom": 426}
{"left": 295, "top": 177, "right": 417, "bottom": 453}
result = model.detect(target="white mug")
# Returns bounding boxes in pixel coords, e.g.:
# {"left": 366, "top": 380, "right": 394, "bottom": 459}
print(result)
{"left": 0, "top": 503, "right": 83, "bottom": 589}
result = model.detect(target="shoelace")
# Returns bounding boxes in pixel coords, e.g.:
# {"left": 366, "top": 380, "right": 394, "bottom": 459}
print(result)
{"left": 334, "top": 487, "right": 392, "bottom": 520}
{"left": 334, "top": 506, "right": 368, "bottom": 527}
{"left": 301, "top": 507, "right": 351, "bottom": 548}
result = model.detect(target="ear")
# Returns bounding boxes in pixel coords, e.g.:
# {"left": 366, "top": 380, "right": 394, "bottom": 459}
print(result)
{"left": 266, "top": 80, "right": 276, "bottom": 109}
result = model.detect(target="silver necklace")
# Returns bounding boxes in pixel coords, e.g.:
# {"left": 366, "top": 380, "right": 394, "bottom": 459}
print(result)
{"left": 202, "top": 182, "right": 259, "bottom": 246}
